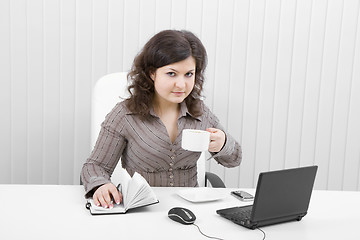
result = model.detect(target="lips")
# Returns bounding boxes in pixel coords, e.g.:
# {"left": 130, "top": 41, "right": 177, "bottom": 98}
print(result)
{"left": 172, "top": 92, "right": 185, "bottom": 97}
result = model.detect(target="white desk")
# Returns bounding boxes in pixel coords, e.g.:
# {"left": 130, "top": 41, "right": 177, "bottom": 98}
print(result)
{"left": 0, "top": 185, "right": 359, "bottom": 240}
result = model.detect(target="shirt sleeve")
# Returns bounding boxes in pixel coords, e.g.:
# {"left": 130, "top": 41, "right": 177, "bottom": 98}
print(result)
{"left": 81, "top": 104, "right": 127, "bottom": 198}
{"left": 203, "top": 105, "right": 242, "bottom": 168}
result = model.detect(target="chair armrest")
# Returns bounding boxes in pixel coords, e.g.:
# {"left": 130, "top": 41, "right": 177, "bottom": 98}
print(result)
{"left": 205, "top": 172, "right": 226, "bottom": 188}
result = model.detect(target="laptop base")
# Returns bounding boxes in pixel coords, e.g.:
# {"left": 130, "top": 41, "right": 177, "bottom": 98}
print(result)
{"left": 217, "top": 206, "right": 307, "bottom": 229}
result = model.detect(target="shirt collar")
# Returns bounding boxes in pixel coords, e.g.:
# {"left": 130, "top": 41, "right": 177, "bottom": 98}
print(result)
{"left": 178, "top": 101, "right": 202, "bottom": 121}
{"left": 145, "top": 101, "right": 202, "bottom": 121}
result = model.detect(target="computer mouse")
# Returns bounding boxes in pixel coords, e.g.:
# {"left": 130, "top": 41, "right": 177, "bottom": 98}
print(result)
{"left": 168, "top": 207, "right": 196, "bottom": 225}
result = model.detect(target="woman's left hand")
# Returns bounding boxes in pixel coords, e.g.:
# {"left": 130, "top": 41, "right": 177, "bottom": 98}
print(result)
{"left": 206, "top": 128, "right": 226, "bottom": 153}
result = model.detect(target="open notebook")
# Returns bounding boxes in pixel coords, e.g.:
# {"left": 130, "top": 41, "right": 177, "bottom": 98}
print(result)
{"left": 85, "top": 171, "right": 159, "bottom": 215}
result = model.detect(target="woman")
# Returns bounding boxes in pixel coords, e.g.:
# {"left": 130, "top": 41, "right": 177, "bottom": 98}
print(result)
{"left": 81, "top": 30, "right": 242, "bottom": 208}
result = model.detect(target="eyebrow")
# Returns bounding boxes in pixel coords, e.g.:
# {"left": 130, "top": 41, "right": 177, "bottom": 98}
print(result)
{"left": 168, "top": 68, "right": 195, "bottom": 72}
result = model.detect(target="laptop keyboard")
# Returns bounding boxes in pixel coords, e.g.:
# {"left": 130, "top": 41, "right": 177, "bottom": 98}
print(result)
{"left": 218, "top": 205, "right": 253, "bottom": 225}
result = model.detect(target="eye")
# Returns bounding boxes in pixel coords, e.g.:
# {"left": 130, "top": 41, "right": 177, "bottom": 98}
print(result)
{"left": 185, "top": 72, "right": 194, "bottom": 78}
{"left": 167, "top": 72, "right": 176, "bottom": 77}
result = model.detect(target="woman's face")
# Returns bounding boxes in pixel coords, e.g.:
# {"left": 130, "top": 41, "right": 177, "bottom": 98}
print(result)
{"left": 151, "top": 56, "right": 196, "bottom": 106}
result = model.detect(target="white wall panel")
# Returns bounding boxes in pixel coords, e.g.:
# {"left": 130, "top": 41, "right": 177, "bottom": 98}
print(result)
{"left": 254, "top": 0, "right": 281, "bottom": 183}
{"left": 0, "top": 0, "right": 359, "bottom": 190}
{"left": 306, "top": 0, "right": 328, "bottom": 189}
{"left": 10, "top": 0, "right": 28, "bottom": 184}
{"left": 74, "top": 0, "right": 92, "bottom": 184}
{"left": 0, "top": 0, "right": 11, "bottom": 183}
{"left": 107, "top": 0, "right": 124, "bottom": 73}
{"left": 59, "top": 0, "right": 76, "bottom": 184}
{"left": 226, "top": 0, "right": 250, "bottom": 187}
{"left": 27, "top": 0, "right": 44, "bottom": 184}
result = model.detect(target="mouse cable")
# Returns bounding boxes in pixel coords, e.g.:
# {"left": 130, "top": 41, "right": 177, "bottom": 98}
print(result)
{"left": 257, "top": 227, "right": 266, "bottom": 240}
{"left": 193, "top": 223, "right": 224, "bottom": 240}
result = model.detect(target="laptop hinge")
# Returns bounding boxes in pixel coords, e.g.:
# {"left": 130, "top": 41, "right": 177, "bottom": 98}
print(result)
{"left": 247, "top": 221, "right": 258, "bottom": 230}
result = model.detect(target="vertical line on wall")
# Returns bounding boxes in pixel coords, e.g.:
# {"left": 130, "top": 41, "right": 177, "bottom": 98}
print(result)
{"left": 283, "top": 0, "right": 298, "bottom": 168}
{"left": 313, "top": 0, "right": 329, "bottom": 170}
{"left": 211, "top": 0, "right": 220, "bottom": 112}
{"left": 223, "top": 0, "right": 236, "bottom": 184}
{"left": 58, "top": 0, "right": 62, "bottom": 184}
{"left": 351, "top": 0, "right": 360, "bottom": 191}
{"left": 41, "top": 0, "right": 46, "bottom": 184}
{"left": 239, "top": 0, "right": 251, "bottom": 187}
{"left": 73, "top": 0, "right": 77, "bottom": 184}
{"left": 5, "top": 0, "right": 12, "bottom": 183}
{"left": 154, "top": 0, "right": 157, "bottom": 32}
{"left": 106, "top": 0, "right": 110, "bottom": 73}
{"left": 208, "top": 0, "right": 220, "bottom": 174}
{"left": 122, "top": 0, "right": 125, "bottom": 70}
{"left": 226, "top": 0, "right": 235, "bottom": 131}
{"left": 252, "top": 0, "right": 267, "bottom": 186}
{"left": 282, "top": 0, "right": 298, "bottom": 169}
{"left": 226, "top": 0, "right": 234, "bottom": 128}
{"left": 298, "top": 0, "right": 314, "bottom": 167}
{"left": 25, "top": 0, "right": 29, "bottom": 183}
{"left": 337, "top": 0, "right": 347, "bottom": 190}
{"left": 73, "top": 0, "right": 78, "bottom": 184}
{"left": 169, "top": 0, "right": 173, "bottom": 28}
{"left": 319, "top": 0, "right": 331, "bottom": 189}
{"left": 138, "top": 0, "right": 141, "bottom": 50}
{"left": 9, "top": 0, "right": 13, "bottom": 183}
{"left": 200, "top": 0, "right": 204, "bottom": 37}
{"left": 268, "top": 0, "right": 282, "bottom": 172}
{"left": 185, "top": 0, "right": 188, "bottom": 29}
{"left": 326, "top": 0, "right": 344, "bottom": 190}
{"left": 343, "top": 0, "right": 360, "bottom": 191}
{"left": 90, "top": 0, "right": 94, "bottom": 85}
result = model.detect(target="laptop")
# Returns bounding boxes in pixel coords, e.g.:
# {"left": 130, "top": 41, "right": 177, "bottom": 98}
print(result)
{"left": 217, "top": 166, "right": 318, "bottom": 229}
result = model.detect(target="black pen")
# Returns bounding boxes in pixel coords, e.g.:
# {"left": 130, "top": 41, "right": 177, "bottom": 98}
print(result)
{"left": 116, "top": 183, "right": 122, "bottom": 193}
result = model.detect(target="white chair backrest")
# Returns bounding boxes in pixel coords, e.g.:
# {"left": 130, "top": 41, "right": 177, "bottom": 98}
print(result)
{"left": 91, "top": 72, "right": 129, "bottom": 148}
{"left": 91, "top": 72, "right": 206, "bottom": 186}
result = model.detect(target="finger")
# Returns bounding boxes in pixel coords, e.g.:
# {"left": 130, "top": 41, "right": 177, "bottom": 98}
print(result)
{"left": 97, "top": 193, "right": 109, "bottom": 208}
{"left": 103, "top": 190, "right": 114, "bottom": 208}
{"left": 206, "top": 128, "right": 217, "bottom": 133}
{"left": 109, "top": 187, "right": 122, "bottom": 205}
{"left": 208, "top": 141, "right": 218, "bottom": 152}
{"left": 93, "top": 194, "right": 101, "bottom": 207}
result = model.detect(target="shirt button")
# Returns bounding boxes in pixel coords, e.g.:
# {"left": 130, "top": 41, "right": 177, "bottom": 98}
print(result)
{"left": 170, "top": 156, "right": 175, "bottom": 160}
{"left": 169, "top": 175, "right": 174, "bottom": 179}
{"left": 169, "top": 182, "right": 174, "bottom": 187}
{"left": 171, "top": 149, "right": 176, "bottom": 152}
{"left": 168, "top": 168, "right": 173, "bottom": 172}
{"left": 169, "top": 162, "right": 174, "bottom": 166}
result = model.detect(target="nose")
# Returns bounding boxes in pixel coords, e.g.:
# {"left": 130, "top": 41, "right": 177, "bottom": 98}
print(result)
{"left": 175, "top": 77, "right": 186, "bottom": 88}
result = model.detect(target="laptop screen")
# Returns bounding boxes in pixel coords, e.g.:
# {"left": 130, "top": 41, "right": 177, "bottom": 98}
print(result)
{"left": 251, "top": 166, "right": 318, "bottom": 222}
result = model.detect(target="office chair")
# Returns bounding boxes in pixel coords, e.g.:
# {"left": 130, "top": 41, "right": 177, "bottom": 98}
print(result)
{"left": 87, "top": 72, "right": 225, "bottom": 188}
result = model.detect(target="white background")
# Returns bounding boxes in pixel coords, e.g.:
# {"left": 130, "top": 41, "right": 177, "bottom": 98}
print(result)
{"left": 0, "top": 0, "right": 359, "bottom": 191}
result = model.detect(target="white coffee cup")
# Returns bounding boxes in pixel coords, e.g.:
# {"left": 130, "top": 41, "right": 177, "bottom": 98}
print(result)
{"left": 181, "top": 129, "right": 210, "bottom": 152}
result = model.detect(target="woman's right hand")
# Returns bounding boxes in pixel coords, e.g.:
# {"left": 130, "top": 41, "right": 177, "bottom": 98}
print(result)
{"left": 93, "top": 183, "right": 122, "bottom": 208}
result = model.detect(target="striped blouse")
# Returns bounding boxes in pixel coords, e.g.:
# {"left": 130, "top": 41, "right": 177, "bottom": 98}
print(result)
{"left": 81, "top": 100, "right": 242, "bottom": 197}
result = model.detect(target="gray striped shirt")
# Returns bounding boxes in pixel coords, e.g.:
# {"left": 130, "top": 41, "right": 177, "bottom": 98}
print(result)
{"left": 81, "top": 101, "right": 242, "bottom": 196}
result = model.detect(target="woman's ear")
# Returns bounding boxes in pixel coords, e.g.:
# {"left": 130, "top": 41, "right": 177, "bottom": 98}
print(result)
{"left": 149, "top": 69, "right": 157, "bottom": 81}
{"left": 150, "top": 72, "right": 155, "bottom": 81}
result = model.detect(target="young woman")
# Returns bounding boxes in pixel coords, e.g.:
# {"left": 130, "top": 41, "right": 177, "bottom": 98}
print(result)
{"left": 81, "top": 30, "right": 242, "bottom": 208}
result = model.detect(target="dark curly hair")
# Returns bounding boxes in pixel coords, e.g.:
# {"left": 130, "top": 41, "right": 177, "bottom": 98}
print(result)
{"left": 126, "top": 29, "right": 208, "bottom": 119}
